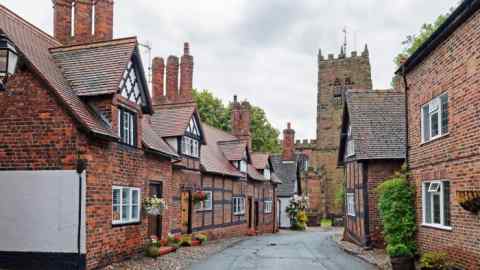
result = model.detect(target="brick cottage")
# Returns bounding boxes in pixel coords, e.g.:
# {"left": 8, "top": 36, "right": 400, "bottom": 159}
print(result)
{"left": 338, "top": 90, "right": 406, "bottom": 248}
{"left": 0, "top": 1, "right": 280, "bottom": 269}
{"left": 398, "top": 0, "right": 480, "bottom": 268}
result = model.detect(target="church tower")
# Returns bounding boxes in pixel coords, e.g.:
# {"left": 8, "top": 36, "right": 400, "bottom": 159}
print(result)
{"left": 303, "top": 46, "right": 372, "bottom": 219}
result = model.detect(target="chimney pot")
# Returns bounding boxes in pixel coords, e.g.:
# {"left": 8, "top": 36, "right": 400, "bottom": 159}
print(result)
{"left": 184, "top": 42, "right": 190, "bottom": 55}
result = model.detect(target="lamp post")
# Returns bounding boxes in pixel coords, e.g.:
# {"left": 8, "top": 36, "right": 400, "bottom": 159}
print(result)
{"left": 0, "top": 32, "right": 19, "bottom": 91}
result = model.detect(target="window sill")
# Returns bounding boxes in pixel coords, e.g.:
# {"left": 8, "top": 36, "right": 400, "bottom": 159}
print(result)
{"left": 420, "top": 133, "right": 449, "bottom": 146}
{"left": 421, "top": 223, "right": 452, "bottom": 231}
{"left": 196, "top": 209, "right": 212, "bottom": 212}
{"left": 112, "top": 221, "right": 141, "bottom": 228}
{"left": 233, "top": 213, "right": 245, "bottom": 216}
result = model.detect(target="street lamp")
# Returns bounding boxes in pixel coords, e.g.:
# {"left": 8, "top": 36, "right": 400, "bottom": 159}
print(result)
{"left": 0, "top": 32, "right": 19, "bottom": 91}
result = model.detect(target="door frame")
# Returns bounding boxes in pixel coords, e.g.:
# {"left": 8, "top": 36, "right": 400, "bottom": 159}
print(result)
{"left": 148, "top": 182, "right": 163, "bottom": 239}
{"left": 181, "top": 190, "right": 193, "bottom": 234}
{"left": 248, "top": 197, "right": 253, "bottom": 228}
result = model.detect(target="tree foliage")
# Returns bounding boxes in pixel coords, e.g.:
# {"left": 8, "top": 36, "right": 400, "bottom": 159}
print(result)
{"left": 394, "top": 9, "right": 454, "bottom": 67}
{"left": 192, "top": 89, "right": 281, "bottom": 153}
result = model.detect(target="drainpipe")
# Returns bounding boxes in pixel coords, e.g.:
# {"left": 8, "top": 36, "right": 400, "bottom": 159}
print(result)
{"left": 401, "top": 66, "right": 410, "bottom": 172}
{"left": 76, "top": 160, "right": 87, "bottom": 270}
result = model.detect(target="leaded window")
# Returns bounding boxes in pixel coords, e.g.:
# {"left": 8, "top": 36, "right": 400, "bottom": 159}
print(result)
{"left": 181, "top": 117, "right": 201, "bottom": 158}
{"left": 119, "top": 61, "right": 143, "bottom": 105}
{"left": 118, "top": 107, "right": 136, "bottom": 146}
{"left": 421, "top": 93, "right": 448, "bottom": 143}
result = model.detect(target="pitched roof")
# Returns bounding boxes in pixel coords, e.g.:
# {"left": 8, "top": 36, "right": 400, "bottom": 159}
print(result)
{"left": 339, "top": 90, "right": 406, "bottom": 163}
{"left": 150, "top": 104, "right": 197, "bottom": 138}
{"left": 251, "top": 153, "right": 270, "bottom": 170}
{"left": 217, "top": 140, "right": 247, "bottom": 161}
{"left": 247, "top": 164, "right": 268, "bottom": 182}
{"left": 50, "top": 38, "right": 136, "bottom": 96}
{"left": 270, "top": 154, "right": 298, "bottom": 197}
{"left": 0, "top": 4, "right": 115, "bottom": 139}
{"left": 142, "top": 118, "right": 178, "bottom": 158}
{"left": 271, "top": 173, "right": 282, "bottom": 184}
{"left": 200, "top": 124, "right": 244, "bottom": 178}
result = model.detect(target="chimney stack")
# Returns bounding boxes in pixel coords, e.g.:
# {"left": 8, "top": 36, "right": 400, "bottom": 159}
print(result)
{"left": 53, "top": 0, "right": 114, "bottom": 45}
{"left": 282, "top": 122, "right": 295, "bottom": 161}
{"left": 165, "top": 55, "right": 180, "bottom": 102}
{"left": 180, "top": 42, "right": 194, "bottom": 103}
{"left": 152, "top": 57, "right": 165, "bottom": 105}
{"left": 231, "top": 95, "right": 252, "bottom": 150}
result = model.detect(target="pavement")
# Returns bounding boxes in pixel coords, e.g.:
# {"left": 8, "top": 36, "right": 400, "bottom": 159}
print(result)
{"left": 190, "top": 228, "right": 378, "bottom": 270}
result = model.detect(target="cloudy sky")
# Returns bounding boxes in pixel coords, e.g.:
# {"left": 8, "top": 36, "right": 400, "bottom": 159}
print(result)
{"left": 4, "top": 0, "right": 455, "bottom": 139}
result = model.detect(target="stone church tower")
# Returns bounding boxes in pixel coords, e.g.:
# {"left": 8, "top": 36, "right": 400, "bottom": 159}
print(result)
{"left": 297, "top": 46, "right": 372, "bottom": 221}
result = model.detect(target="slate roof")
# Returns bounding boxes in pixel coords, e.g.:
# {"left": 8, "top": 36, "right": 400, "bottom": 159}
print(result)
{"left": 217, "top": 140, "right": 247, "bottom": 161}
{"left": 150, "top": 105, "right": 197, "bottom": 138}
{"left": 247, "top": 164, "right": 267, "bottom": 182}
{"left": 0, "top": 4, "right": 115, "bottom": 139}
{"left": 270, "top": 154, "right": 298, "bottom": 197}
{"left": 339, "top": 90, "right": 406, "bottom": 163}
{"left": 251, "top": 153, "right": 270, "bottom": 170}
{"left": 200, "top": 125, "right": 244, "bottom": 178}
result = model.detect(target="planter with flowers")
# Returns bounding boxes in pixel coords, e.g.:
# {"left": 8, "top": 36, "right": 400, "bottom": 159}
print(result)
{"left": 286, "top": 195, "right": 310, "bottom": 231}
{"left": 143, "top": 196, "right": 167, "bottom": 216}
{"left": 192, "top": 191, "right": 207, "bottom": 204}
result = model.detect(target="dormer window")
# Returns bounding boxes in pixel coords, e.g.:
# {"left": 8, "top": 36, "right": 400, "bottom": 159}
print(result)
{"left": 118, "top": 107, "right": 137, "bottom": 146}
{"left": 239, "top": 160, "right": 247, "bottom": 173}
{"left": 119, "top": 61, "right": 144, "bottom": 106}
{"left": 263, "top": 168, "right": 271, "bottom": 180}
{"left": 181, "top": 117, "right": 201, "bottom": 158}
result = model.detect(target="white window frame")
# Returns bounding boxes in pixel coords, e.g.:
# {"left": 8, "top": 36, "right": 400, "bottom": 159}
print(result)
{"left": 264, "top": 200, "right": 273, "bottom": 214}
{"left": 182, "top": 136, "right": 200, "bottom": 158}
{"left": 346, "top": 193, "right": 355, "bottom": 217}
{"left": 263, "top": 168, "right": 271, "bottom": 180}
{"left": 232, "top": 197, "right": 245, "bottom": 215}
{"left": 196, "top": 191, "right": 213, "bottom": 211}
{"left": 421, "top": 93, "right": 448, "bottom": 143}
{"left": 112, "top": 186, "right": 141, "bottom": 225}
{"left": 118, "top": 108, "right": 136, "bottom": 146}
{"left": 422, "top": 181, "right": 452, "bottom": 230}
{"left": 239, "top": 160, "right": 247, "bottom": 173}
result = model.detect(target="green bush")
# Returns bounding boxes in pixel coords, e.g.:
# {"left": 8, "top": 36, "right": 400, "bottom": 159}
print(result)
{"left": 194, "top": 233, "right": 208, "bottom": 244}
{"left": 320, "top": 218, "right": 332, "bottom": 228}
{"left": 376, "top": 166, "right": 416, "bottom": 258}
{"left": 420, "top": 251, "right": 450, "bottom": 270}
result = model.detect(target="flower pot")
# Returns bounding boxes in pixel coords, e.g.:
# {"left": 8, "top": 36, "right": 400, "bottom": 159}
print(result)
{"left": 390, "top": 256, "right": 415, "bottom": 270}
{"left": 146, "top": 207, "right": 163, "bottom": 216}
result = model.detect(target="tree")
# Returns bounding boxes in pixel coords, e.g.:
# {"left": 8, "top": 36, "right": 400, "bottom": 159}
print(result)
{"left": 394, "top": 8, "right": 454, "bottom": 67}
{"left": 192, "top": 89, "right": 282, "bottom": 153}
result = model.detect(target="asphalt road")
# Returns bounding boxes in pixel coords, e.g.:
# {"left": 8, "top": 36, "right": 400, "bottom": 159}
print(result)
{"left": 190, "top": 228, "right": 377, "bottom": 270}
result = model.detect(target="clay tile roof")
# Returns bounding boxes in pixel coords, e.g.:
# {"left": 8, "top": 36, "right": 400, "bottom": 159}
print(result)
{"left": 200, "top": 125, "right": 243, "bottom": 178}
{"left": 343, "top": 90, "right": 406, "bottom": 161}
{"left": 0, "top": 5, "right": 115, "bottom": 139}
{"left": 142, "top": 118, "right": 178, "bottom": 158}
{"left": 50, "top": 37, "right": 137, "bottom": 97}
{"left": 251, "top": 153, "right": 270, "bottom": 170}
{"left": 247, "top": 164, "right": 267, "bottom": 182}
{"left": 217, "top": 140, "right": 247, "bottom": 161}
{"left": 150, "top": 105, "right": 197, "bottom": 138}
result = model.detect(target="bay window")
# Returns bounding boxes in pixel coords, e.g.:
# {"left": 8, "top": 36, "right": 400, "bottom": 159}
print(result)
{"left": 112, "top": 186, "right": 141, "bottom": 225}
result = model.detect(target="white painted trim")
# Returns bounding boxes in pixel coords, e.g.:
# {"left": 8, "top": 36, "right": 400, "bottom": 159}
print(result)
{"left": 421, "top": 223, "right": 453, "bottom": 231}
{"left": 112, "top": 186, "right": 141, "bottom": 225}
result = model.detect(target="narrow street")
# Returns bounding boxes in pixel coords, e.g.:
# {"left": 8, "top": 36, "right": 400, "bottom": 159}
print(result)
{"left": 191, "top": 228, "right": 377, "bottom": 270}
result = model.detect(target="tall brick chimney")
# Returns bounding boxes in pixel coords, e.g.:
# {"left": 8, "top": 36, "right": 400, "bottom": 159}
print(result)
{"left": 180, "top": 42, "right": 193, "bottom": 102}
{"left": 152, "top": 57, "right": 165, "bottom": 105}
{"left": 231, "top": 95, "right": 252, "bottom": 150}
{"left": 53, "top": 0, "right": 114, "bottom": 45}
{"left": 152, "top": 43, "right": 195, "bottom": 106}
{"left": 282, "top": 122, "right": 295, "bottom": 161}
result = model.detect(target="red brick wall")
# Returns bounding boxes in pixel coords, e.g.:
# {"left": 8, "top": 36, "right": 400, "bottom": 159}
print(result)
{"left": 406, "top": 9, "right": 480, "bottom": 270}
{"left": 0, "top": 68, "right": 173, "bottom": 270}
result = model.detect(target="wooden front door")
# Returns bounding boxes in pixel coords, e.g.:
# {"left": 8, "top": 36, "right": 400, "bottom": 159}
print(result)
{"left": 254, "top": 201, "right": 259, "bottom": 229}
{"left": 180, "top": 191, "right": 192, "bottom": 234}
{"left": 148, "top": 182, "right": 163, "bottom": 239}
{"left": 248, "top": 197, "right": 253, "bottom": 228}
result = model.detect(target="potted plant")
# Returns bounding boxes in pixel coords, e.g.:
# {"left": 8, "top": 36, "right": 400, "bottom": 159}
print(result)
{"left": 143, "top": 196, "right": 167, "bottom": 216}
{"left": 420, "top": 251, "right": 453, "bottom": 270}
{"left": 145, "top": 236, "right": 161, "bottom": 258}
{"left": 180, "top": 235, "right": 192, "bottom": 247}
{"left": 376, "top": 166, "right": 416, "bottom": 270}
{"left": 286, "top": 195, "right": 309, "bottom": 230}
{"left": 192, "top": 191, "right": 207, "bottom": 204}
{"left": 193, "top": 233, "right": 208, "bottom": 245}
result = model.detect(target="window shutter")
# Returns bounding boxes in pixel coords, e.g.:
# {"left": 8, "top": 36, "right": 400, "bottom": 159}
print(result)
{"left": 441, "top": 95, "right": 448, "bottom": 134}
{"left": 443, "top": 181, "right": 450, "bottom": 226}
{"left": 422, "top": 105, "right": 430, "bottom": 142}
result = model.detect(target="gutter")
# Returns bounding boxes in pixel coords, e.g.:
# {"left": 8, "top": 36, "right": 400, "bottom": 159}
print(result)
{"left": 401, "top": 66, "right": 410, "bottom": 171}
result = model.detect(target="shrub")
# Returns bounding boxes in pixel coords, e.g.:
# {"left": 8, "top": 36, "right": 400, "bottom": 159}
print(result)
{"left": 180, "top": 235, "right": 192, "bottom": 247}
{"left": 376, "top": 166, "right": 416, "bottom": 258}
{"left": 145, "top": 245, "right": 160, "bottom": 258}
{"left": 320, "top": 218, "right": 332, "bottom": 228}
{"left": 420, "top": 251, "right": 450, "bottom": 270}
{"left": 286, "top": 195, "right": 309, "bottom": 231}
{"left": 194, "top": 233, "right": 208, "bottom": 244}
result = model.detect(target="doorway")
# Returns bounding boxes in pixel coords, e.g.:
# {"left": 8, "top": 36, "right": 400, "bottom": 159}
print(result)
{"left": 180, "top": 190, "right": 192, "bottom": 234}
{"left": 148, "top": 182, "right": 163, "bottom": 239}
{"left": 254, "top": 201, "right": 259, "bottom": 230}
{"left": 248, "top": 197, "right": 253, "bottom": 228}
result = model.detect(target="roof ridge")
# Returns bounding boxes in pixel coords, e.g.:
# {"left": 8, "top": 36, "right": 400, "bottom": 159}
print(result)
{"left": 203, "top": 123, "right": 237, "bottom": 138}
{"left": 0, "top": 4, "right": 61, "bottom": 47}
{"left": 50, "top": 37, "right": 138, "bottom": 52}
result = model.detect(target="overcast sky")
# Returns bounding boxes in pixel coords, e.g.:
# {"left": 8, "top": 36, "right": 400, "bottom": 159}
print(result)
{"left": 4, "top": 0, "right": 455, "bottom": 139}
